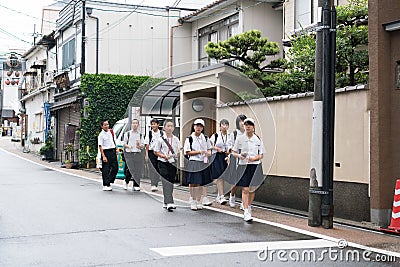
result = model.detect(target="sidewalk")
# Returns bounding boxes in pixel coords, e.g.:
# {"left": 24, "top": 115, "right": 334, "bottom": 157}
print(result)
{"left": 1, "top": 136, "right": 400, "bottom": 255}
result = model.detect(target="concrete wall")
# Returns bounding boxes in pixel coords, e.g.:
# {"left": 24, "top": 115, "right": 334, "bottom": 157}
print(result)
{"left": 218, "top": 88, "right": 369, "bottom": 183}
{"left": 217, "top": 88, "right": 370, "bottom": 221}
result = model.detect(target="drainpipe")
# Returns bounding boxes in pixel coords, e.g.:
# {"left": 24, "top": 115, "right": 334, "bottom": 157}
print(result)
{"left": 170, "top": 23, "right": 183, "bottom": 77}
{"left": 86, "top": 7, "right": 99, "bottom": 74}
{"left": 81, "top": 0, "right": 86, "bottom": 75}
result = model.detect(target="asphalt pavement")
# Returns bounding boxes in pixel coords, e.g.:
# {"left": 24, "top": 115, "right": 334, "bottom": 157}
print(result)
{"left": 1, "top": 136, "right": 399, "bottom": 266}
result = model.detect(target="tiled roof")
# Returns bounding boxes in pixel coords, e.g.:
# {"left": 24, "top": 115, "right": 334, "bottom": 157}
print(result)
{"left": 179, "top": 0, "right": 228, "bottom": 22}
{"left": 217, "top": 84, "right": 368, "bottom": 107}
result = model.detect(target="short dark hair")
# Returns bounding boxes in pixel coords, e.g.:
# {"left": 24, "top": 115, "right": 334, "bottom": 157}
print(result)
{"left": 150, "top": 118, "right": 160, "bottom": 124}
{"left": 100, "top": 119, "right": 108, "bottom": 127}
{"left": 235, "top": 114, "right": 247, "bottom": 129}
{"left": 220, "top": 119, "right": 229, "bottom": 126}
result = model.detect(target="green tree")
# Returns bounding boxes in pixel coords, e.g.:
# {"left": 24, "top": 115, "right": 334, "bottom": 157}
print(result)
{"left": 281, "top": 0, "right": 368, "bottom": 92}
{"left": 205, "top": 29, "right": 283, "bottom": 92}
{"left": 335, "top": 0, "right": 368, "bottom": 87}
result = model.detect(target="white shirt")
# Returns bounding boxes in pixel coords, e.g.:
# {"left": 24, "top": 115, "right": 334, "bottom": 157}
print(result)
{"left": 98, "top": 130, "right": 115, "bottom": 149}
{"left": 144, "top": 130, "right": 164, "bottom": 150}
{"left": 230, "top": 129, "right": 245, "bottom": 143}
{"left": 153, "top": 135, "right": 182, "bottom": 163}
{"left": 210, "top": 131, "right": 233, "bottom": 154}
{"left": 233, "top": 134, "right": 265, "bottom": 165}
{"left": 184, "top": 133, "right": 212, "bottom": 161}
{"left": 123, "top": 130, "right": 144, "bottom": 153}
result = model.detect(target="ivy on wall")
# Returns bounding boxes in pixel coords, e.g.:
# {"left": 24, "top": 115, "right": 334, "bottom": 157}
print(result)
{"left": 78, "top": 73, "right": 149, "bottom": 164}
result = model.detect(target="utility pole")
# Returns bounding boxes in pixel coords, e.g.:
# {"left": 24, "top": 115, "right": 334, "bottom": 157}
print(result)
{"left": 308, "top": 0, "right": 336, "bottom": 229}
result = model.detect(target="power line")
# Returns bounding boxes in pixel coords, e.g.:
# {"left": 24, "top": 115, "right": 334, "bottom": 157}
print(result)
{"left": 0, "top": 3, "right": 57, "bottom": 25}
{"left": 0, "top": 26, "right": 32, "bottom": 45}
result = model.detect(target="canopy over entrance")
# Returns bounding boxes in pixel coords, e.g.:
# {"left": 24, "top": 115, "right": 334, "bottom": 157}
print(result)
{"left": 140, "top": 78, "right": 181, "bottom": 117}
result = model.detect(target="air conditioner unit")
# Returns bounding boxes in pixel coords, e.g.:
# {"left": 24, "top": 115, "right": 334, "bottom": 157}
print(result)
{"left": 44, "top": 71, "right": 54, "bottom": 84}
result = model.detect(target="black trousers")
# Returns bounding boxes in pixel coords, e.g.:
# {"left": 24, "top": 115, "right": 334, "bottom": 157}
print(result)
{"left": 124, "top": 152, "right": 143, "bottom": 186}
{"left": 158, "top": 161, "right": 177, "bottom": 204}
{"left": 124, "top": 165, "right": 140, "bottom": 187}
{"left": 148, "top": 151, "right": 160, "bottom": 186}
{"left": 101, "top": 148, "right": 118, "bottom": 186}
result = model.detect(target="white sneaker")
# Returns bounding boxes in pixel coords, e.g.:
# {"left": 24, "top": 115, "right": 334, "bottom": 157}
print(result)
{"left": 163, "top": 203, "right": 167, "bottom": 209}
{"left": 151, "top": 186, "right": 158, "bottom": 192}
{"left": 229, "top": 195, "right": 236, "bottom": 208}
{"left": 190, "top": 199, "right": 197, "bottom": 211}
{"left": 201, "top": 196, "right": 212, "bottom": 206}
{"left": 216, "top": 195, "right": 228, "bottom": 205}
{"left": 240, "top": 202, "right": 252, "bottom": 211}
{"left": 103, "top": 186, "right": 112, "bottom": 191}
{"left": 102, "top": 186, "right": 107, "bottom": 191}
{"left": 133, "top": 186, "right": 140, "bottom": 191}
{"left": 123, "top": 181, "right": 128, "bottom": 190}
{"left": 244, "top": 209, "right": 253, "bottom": 222}
{"left": 167, "top": 203, "right": 176, "bottom": 211}
{"left": 196, "top": 202, "right": 203, "bottom": 210}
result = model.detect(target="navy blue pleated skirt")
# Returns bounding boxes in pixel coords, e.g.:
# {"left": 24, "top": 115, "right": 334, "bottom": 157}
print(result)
{"left": 236, "top": 164, "right": 264, "bottom": 187}
{"left": 186, "top": 160, "right": 212, "bottom": 186}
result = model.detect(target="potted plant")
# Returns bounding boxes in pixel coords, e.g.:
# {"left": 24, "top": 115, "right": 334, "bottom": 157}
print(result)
{"left": 39, "top": 133, "right": 54, "bottom": 160}
{"left": 64, "top": 143, "right": 75, "bottom": 167}
{"left": 65, "top": 159, "right": 72, "bottom": 169}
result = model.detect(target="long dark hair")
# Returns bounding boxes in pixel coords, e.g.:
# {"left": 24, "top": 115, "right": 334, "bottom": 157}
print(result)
{"left": 235, "top": 114, "right": 247, "bottom": 130}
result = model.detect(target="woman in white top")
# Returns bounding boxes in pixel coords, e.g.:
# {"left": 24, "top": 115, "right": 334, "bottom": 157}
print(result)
{"left": 231, "top": 118, "right": 265, "bottom": 222}
{"left": 227, "top": 114, "right": 247, "bottom": 207}
{"left": 184, "top": 119, "right": 212, "bottom": 211}
{"left": 153, "top": 120, "right": 181, "bottom": 211}
{"left": 209, "top": 119, "right": 233, "bottom": 205}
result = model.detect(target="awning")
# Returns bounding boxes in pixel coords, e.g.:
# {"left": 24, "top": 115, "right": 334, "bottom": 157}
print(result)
{"left": 50, "top": 96, "right": 78, "bottom": 111}
{"left": 140, "top": 78, "right": 180, "bottom": 116}
{"left": 1, "top": 109, "right": 14, "bottom": 118}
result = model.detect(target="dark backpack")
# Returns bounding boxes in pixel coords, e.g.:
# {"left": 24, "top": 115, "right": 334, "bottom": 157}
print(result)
{"left": 184, "top": 135, "right": 209, "bottom": 160}
{"left": 148, "top": 130, "right": 163, "bottom": 143}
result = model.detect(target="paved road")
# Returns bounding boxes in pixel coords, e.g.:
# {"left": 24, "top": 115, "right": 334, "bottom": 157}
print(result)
{"left": 0, "top": 147, "right": 399, "bottom": 266}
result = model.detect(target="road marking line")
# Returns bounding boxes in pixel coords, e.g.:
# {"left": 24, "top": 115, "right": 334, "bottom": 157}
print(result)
{"left": 150, "top": 239, "right": 337, "bottom": 257}
{"left": 2, "top": 147, "right": 400, "bottom": 259}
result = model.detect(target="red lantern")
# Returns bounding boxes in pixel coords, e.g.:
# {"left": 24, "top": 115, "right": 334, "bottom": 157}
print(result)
{"left": 15, "top": 80, "right": 19, "bottom": 85}
{"left": 15, "top": 71, "right": 20, "bottom": 77}
{"left": 7, "top": 70, "right": 12, "bottom": 76}
{"left": 5, "top": 79, "right": 11, "bottom": 85}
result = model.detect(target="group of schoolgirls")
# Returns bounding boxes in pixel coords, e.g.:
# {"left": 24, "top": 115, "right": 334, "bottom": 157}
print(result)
{"left": 119, "top": 115, "right": 265, "bottom": 222}
{"left": 185, "top": 115, "right": 265, "bottom": 222}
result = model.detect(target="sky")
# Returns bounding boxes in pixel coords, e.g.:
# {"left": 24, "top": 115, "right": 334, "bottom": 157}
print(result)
{"left": 0, "top": 0, "right": 215, "bottom": 56}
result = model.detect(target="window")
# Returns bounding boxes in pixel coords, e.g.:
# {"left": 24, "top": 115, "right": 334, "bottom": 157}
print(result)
{"left": 198, "top": 13, "right": 239, "bottom": 67}
{"left": 295, "top": 0, "right": 318, "bottom": 29}
{"left": 62, "top": 38, "right": 76, "bottom": 69}
{"left": 34, "top": 113, "right": 43, "bottom": 133}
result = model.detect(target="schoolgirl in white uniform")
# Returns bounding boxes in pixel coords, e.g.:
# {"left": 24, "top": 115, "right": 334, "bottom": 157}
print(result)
{"left": 184, "top": 119, "right": 212, "bottom": 211}
{"left": 153, "top": 120, "right": 181, "bottom": 211}
{"left": 231, "top": 118, "right": 265, "bottom": 222}
{"left": 227, "top": 114, "right": 247, "bottom": 207}
{"left": 210, "top": 119, "right": 233, "bottom": 204}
